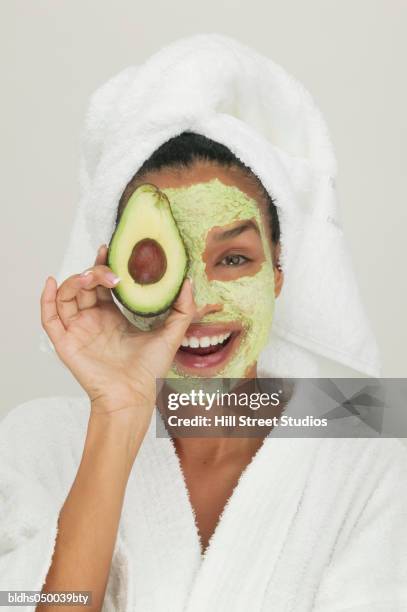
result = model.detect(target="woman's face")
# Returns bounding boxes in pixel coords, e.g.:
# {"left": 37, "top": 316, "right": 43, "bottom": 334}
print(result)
{"left": 135, "top": 161, "right": 283, "bottom": 378}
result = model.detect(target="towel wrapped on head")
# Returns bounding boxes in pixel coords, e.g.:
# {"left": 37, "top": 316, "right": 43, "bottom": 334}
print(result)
{"left": 41, "top": 33, "right": 380, "bottom": 378}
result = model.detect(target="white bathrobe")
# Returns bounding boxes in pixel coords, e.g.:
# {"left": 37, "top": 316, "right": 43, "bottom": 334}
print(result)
{"left": 1, "top": 395, "right": 406, "bottom": 611}
{"left": 2, "top": 33, "right": 406, "bottom": 611}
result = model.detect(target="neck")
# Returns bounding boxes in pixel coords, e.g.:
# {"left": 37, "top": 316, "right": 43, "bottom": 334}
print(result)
{"left": 166, "top": 362, "right": 264, "bottom": 466}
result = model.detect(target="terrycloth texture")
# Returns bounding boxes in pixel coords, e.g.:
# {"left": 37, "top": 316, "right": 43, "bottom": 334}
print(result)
{"left": 1, "top": 395, "right": 406, "bottom": 611}
{"left": 40, "top": 33, "right": 380, "bottom": 378}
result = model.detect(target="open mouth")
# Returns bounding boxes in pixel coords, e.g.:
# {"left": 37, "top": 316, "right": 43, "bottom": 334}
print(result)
{"left": 174, "top": 328, "right": 241, "bottom": 373}
{"left": 179, "top": 331, "right": 233, "bottom": 356}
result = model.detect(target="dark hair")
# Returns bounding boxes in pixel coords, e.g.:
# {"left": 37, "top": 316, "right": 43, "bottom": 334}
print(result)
{"left": 118, "top": 131, "right": 280, "bottom": 244}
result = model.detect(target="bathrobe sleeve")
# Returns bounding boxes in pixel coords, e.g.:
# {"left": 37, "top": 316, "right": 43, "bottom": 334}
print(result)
{"left": 313, "top": 439, "right": 407, "bottom": 612}
{"left": 0, "top": 396, "right": 87, "bottom": 593}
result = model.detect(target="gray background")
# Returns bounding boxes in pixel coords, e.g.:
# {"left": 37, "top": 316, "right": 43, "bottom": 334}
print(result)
{"left": 2, "top": 0, "right": 406, "bottom": 419}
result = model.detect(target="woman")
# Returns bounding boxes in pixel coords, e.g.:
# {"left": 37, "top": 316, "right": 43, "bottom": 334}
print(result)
{"left": 1, "top": 35, "right": 406, "bottom": 611}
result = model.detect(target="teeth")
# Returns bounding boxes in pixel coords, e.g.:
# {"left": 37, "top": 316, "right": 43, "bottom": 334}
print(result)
{"left": 181, "top": 332, "right": 232, "bottom": 348}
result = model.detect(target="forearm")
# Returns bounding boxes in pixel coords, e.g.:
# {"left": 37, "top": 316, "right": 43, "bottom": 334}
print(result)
{"left": 37, "top": 408, "right": 150, "bottom": 612}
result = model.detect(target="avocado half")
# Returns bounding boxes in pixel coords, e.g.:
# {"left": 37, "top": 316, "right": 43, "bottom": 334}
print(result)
{"left": 108, "top": 183, "right": 188, "bottom": 323}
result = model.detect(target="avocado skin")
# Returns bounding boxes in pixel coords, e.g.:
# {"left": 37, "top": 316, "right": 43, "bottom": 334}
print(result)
{"left": 110, "top": 281, "right": 185, "bottom": 318}
{"left": 107, "top": 183, "right": 188, "bottom": 319}
{"left": 108, "top": 262, "right": 187, "bottom": 318}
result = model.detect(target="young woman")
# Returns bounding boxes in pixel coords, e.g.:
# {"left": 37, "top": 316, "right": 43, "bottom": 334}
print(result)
{"left": 1, "top": 35, "right": 406, "bottom": 612}
{"left": 39, "top": 133, "right": 285, "bottom": 602}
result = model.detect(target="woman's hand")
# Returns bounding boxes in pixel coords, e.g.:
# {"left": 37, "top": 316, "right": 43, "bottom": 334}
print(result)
{"left": 40, "top": 244, "right": 195, "bottom": 417}
{"left": 38, "top": 245, "right": 195, "bottom": 604}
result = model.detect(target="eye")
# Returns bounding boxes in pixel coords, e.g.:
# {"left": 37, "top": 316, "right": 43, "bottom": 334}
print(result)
{"left": 219, "top": 254, "right": 250, "bottom": 267}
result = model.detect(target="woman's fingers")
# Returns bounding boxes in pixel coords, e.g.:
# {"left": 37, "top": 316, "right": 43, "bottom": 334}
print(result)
{"left": 56, "top": 265, "right": 120, "bottom": 327}
{"left": 76, "top": 245, "right": 111, "bottom": 310}
{"left": 40, "top": 277, "right": 66, "bottom": 344}
{"left": 94, "top": 245, "right": 115, "bottom": 304}
{"left": 162, "top": 278, "right": 196, "bottom": 348}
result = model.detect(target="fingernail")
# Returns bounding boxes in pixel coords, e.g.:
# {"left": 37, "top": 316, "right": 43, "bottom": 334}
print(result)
{"left": 80, "top": 269, "right": 93, "bottom": 277}
{"left": 105, "top": 272, "right": 121, "bottom": 285}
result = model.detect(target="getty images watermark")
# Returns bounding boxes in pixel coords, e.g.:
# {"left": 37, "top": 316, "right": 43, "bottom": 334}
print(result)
{"left": 156, "top": 377, "right": 407, "bottom": 438}
{"left": 0, "top": 591, "right": 91, "bottom": 606}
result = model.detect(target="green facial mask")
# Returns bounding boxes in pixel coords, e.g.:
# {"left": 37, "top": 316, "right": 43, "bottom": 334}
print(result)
{"left": 161, "top": 178, "right": 276, "bottom": 379}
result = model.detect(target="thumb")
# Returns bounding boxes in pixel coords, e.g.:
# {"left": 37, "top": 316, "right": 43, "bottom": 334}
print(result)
{"left": 161, "top": 278, "right": 196, "bottom": 348}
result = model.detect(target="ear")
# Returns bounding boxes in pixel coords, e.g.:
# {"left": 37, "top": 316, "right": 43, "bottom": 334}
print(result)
{"left": 273, "top": 242, "right": 284, "bottom": 298}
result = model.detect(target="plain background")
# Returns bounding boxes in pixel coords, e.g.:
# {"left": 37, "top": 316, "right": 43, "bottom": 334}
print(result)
{"left": 2, "top": 0, "right": 406, "bottom": 419}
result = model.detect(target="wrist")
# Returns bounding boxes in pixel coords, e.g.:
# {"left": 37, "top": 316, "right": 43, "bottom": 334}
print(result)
{"left": 90, "top": 398, "right": 154, "bottom": 418}
{"left": 86, "top": 405, "right": 153, "bottom": 471}
{"left": 89, "top": 384, "right": 155, "bottom": 417}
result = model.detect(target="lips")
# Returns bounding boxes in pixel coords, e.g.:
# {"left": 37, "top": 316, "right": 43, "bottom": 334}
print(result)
{"left": 174, "top": 325, "right": 242, "bottom": 374}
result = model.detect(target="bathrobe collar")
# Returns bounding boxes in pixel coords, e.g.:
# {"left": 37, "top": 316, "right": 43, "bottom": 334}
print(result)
{"left": 117, "top": 410, "right": 321, "bottom": 610}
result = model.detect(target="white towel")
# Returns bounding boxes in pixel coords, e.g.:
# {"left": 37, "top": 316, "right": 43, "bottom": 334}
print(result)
{"left": 40, "top": 33, "right": 380, "bottom": 378}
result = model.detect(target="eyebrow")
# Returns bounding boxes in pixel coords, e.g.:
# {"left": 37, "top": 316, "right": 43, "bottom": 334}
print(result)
{"left": 214, "top": 220, "right": 260, "bottom": 241}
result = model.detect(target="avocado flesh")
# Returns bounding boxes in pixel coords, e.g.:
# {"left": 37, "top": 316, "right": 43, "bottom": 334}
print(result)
{"left": 108, "top": 184, "right": 188, "bottom": 317}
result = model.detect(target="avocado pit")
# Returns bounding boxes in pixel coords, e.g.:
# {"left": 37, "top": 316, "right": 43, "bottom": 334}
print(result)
{"left": 128, "top": 238, "right": 167, "bottom": 285}
{"left": 108, "top": 183, "right": 188, "bottom": 318}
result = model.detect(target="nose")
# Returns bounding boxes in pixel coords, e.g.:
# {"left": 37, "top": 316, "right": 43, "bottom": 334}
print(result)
{"left": 188, "top": 262, "right": 224, "bottom": 321}
{"left": 192, "top": 301, "right": 223, "bottom": 323}
{"left": 188, "top": 257, "right": 225, "bottom": 321}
